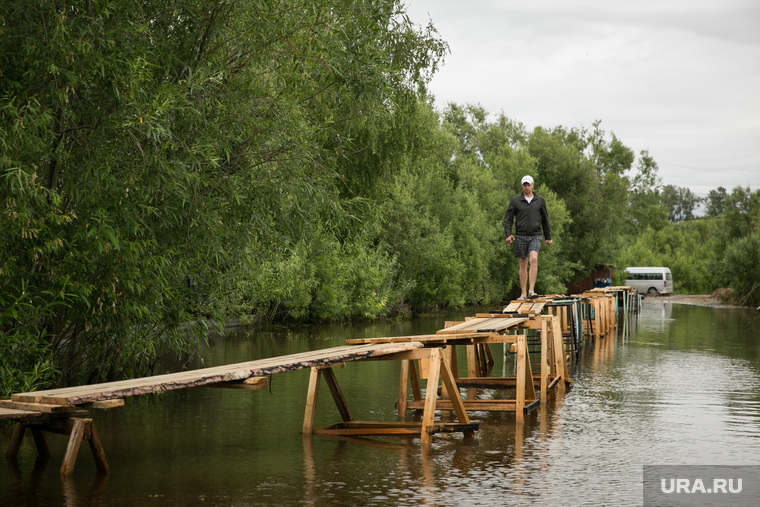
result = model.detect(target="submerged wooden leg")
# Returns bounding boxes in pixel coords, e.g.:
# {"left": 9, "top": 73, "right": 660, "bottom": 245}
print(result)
{"left": 484, "top": 343, "right": 495, "bottom": 367}
{"left": 6, "top": 422, "right": 25, "bottom": 459}
{"left": 31, "top": 427, "right": 50, "bottom": 458}
{"left": 417, "top": 357, "right": 430, "bottom": 380}
{"left": 439, "top": 347, "right": 452, "bottom": 400}
{"left": 302, "top": 367, "right": 322, "bottom": 435}
{"left": 476, "top": 344, "right": 486, "bottom": 376}
{"left": 61, "top": 418, "right": 86, "bottom": 475}
{"left": 516, "top": 335, "right": 526, "bottom": 423}
{"left": 438, "top": 353, "right": 471, "bottom": 429}
{"left": 540, "top": 319, "right": 549, "bottom": 401}
{"left": 466, "top": 345, "right": 478, "bottom": 377}
{"left": 523, "top": 338, "right": 536, "bottom": 403}
{"left": 322, "top": 367, "right": 353, "bottom": 423}
{"left": 409, "top": 359, "right": 422, "bottom": 402}
{"left": 85, "top": 421, "right": 109, "bottom": 474}
{"left": 594, "top": 299, "right": 602, "bottom": 340}
{"left": 547, "top": 319, "right": 557, "bottom": 380}
{"left": 515, "top": 335, "right": 535, "bottom": 423}
{"left": 398, "top": 359, "right": 410, "bottom": 422}
{"left": 420, "top": 349, "right": 442, "bottom": 445}
{"left": 552, "top": 315, "right": 569, "bottom": 393}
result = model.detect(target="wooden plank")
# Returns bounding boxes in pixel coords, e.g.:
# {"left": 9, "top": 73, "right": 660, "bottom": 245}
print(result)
{"left": 343, "top": 336, "right": 416, "bottom": 345}
{"left": 82, "top": 399, "right": 125, "bottom": 409}
{"left": 407, "top": 399, "right": 523, "bottom": 412}
{"left": 13, "top": 342, "right": 424, "bottom": 406}
{"left": 323, "top": 421, "right": 423, "bottom": 429}
{"left": 347, "top": 332, "right": 509, "bottom": 345}
{"left": 503, "top": 302, "right": 523, "bottom": 313}
{"left": 434, "top": 317, "right": 529, "bottom": 334}
{"left": 0, "top": 406, "right": 51, "bottom": 420}
{"left": 0, "top": 400, "right": 77, "bottom": 414}
{"left": 347, "top": 334, "right": 453, "bottom": 345}
{"left": 313, "top": 421, "right": 479, "bottom": 437}
{"left": 314, "top": 423, "right": 422, "bottom": 437}
{"left": 464, "top": 318, "right": 503, "bottom": 332}
{"left": 435, "top": 318, "right": 490, "bottom": 334}
{"left": 475, "top": 317, "right": 529, "bottom": 332}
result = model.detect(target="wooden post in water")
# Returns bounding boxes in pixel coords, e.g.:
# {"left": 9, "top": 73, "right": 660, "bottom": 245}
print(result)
{"left": 540, "top": 318, "right": 549, "bottom": 402}
{"left": 60, "top": 418, "right": 109, "bottom": 475}
{"left": 398, "top": 360, "right": 410, "bottom": 422}
{"left": 551, "top": 315, "right": 569, "bottom": 394}
{"left": 514, "top": 334, "right": 535, "bottom": 423}
{"left": 302, "top": 368, "right": 322, "bottom": 435}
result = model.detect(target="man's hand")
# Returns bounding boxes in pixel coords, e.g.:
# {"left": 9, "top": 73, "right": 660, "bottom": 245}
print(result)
{"left": 506, "top": 235, "right": 514, "bottom": 244}
{"left": 545, "top": 239, "right": 553, "bottom": 246}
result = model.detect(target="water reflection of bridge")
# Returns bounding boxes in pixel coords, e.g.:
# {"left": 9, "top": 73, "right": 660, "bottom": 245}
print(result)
{"left": 2, "top": 287, "right": 636, "bottom": 475}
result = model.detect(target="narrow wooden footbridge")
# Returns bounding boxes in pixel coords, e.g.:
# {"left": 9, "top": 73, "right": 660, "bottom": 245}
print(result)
{"left": 2, "top": 287, "right": 636, "bottom": 475}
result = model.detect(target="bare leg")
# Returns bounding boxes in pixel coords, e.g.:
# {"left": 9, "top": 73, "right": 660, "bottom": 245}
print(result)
{"left": 528, "top": 251, "right": 538, "bottom": 294}
{"left": 519, "top": 257, "right": 529, "bottom": 298}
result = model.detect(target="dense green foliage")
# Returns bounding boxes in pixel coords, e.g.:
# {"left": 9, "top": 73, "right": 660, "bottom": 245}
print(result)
{"left": 1, "top": 1, "right": 757, "bottom": 396}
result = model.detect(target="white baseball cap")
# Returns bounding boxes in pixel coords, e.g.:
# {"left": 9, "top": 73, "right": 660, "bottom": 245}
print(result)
{"left": 521, "top": 175, "right": 534, "bottom": 185}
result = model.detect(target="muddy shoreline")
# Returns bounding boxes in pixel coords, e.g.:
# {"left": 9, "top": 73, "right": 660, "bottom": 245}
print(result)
{"left": 653, "top": 293, "right": 725, "bottom": 307}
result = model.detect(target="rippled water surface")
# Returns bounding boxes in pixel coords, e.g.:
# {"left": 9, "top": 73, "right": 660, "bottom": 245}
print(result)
{"left": 3, "top": 298, "right": 760, "bottom": 505}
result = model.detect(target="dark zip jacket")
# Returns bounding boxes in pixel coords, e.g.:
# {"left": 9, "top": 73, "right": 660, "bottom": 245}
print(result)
{"left": 503, "top": 193, "right": 551, "bottom": 240}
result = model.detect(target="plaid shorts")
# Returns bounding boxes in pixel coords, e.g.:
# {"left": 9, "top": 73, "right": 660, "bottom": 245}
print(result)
{"left": 513, "top": 235, "right": 542, "bottom": 258}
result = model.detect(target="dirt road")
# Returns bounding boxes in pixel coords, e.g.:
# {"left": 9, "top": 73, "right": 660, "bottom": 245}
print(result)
{"left": 655, "top": 294, "right": 723, "bottom": 307}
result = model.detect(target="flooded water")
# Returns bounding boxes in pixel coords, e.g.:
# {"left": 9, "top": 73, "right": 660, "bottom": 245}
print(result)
{"left": 3, "top": 298, "right": 760, "bottom": 506}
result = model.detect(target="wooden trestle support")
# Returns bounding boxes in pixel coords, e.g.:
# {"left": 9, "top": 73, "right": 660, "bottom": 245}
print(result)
{"left": 303, "top": 347, "right": 478, "bottom": 445}
{"left": 2, "top": 289, "right": 642, "bottom": 474}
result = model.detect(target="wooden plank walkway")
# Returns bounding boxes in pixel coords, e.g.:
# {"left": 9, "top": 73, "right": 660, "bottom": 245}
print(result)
{"left": 9, "top": 342, "right": 422, "bottom": 407}
{"left": 4, "top": 342, "right": 430, "bottom": 475}
{"left": 6, "top": 290, "right": 637, "bottom": 476}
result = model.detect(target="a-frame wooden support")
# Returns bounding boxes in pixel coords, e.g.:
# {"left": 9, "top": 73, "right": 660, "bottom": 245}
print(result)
{"left": 402, "top": 335, "right": 538, "bottom": 422}
{"left": 6, "top": 417, "right": 109, "bottom": 475}
{"left": 303, "top": 347, "right": 478, "bottom": 445}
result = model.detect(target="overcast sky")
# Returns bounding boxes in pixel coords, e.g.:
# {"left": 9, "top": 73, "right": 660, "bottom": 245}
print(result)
{"left": 404, "top": 0, "right": 760, "bottom": 197}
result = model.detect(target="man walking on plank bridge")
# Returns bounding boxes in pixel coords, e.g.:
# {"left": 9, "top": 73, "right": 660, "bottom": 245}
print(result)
{"left": 503, "top": 174, "right": 552, "bottom": 301}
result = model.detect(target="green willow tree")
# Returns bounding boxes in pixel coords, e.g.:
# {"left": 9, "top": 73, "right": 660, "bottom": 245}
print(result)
{"left": 710, "top": 186, "right": 760, "bottom": 305}
{"left": 661, "top": 185, "right": 701, "bottom": 222}
{"left": 0, "top": 0, "right": 447, "bottom": 394}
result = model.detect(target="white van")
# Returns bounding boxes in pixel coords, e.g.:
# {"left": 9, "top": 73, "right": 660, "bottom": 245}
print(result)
{"left": 624, "top": 267, "right": 673, "bottom": 295}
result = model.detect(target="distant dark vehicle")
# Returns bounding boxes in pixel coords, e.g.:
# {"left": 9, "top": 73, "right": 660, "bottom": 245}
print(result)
{"left": 593, "top": 277, "right": 611, "bottom": 288}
